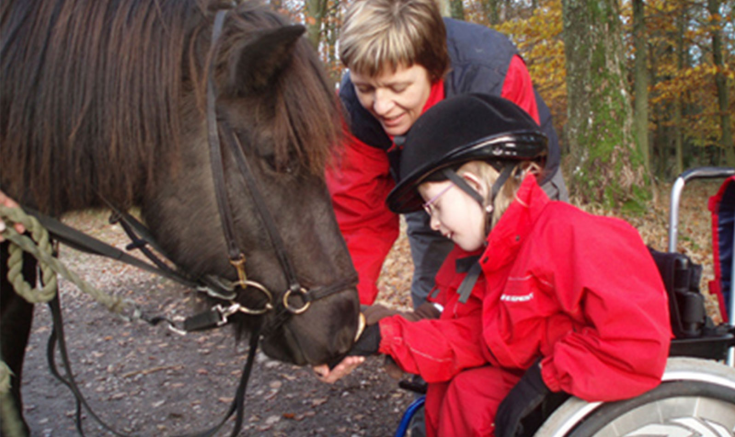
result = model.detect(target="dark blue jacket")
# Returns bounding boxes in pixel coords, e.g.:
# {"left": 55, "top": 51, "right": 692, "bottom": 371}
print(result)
{"left": 339, "top": 18, "right": 560, "bottom": 180}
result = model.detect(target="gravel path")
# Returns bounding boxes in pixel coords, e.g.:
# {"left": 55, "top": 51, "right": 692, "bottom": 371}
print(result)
{"left": 19, "top": 211, "right": 416, "bottom": 437}
{"left": 18, "top": 179, "right": 718, "bottom": 436}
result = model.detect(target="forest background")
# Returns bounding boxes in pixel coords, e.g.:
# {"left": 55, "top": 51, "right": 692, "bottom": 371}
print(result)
{"left": 274, "top": 0, "right": 734, "bottom": 211}
{"left": 272, "top": 0, "right": 734, "bottom": 320}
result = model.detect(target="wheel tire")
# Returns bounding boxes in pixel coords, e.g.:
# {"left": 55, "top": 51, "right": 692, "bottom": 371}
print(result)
{"left": 406, "top": 404, "right": 425, "bottom": 437}
{"left": 535, "top": 357, "right": 735, "bottom": 437}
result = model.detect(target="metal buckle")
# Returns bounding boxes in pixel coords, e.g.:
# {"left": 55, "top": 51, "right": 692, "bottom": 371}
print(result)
{"left": 230, "top": 254, "right": 248, "bottom": 288}
{"left": 214, "top": 303, "right": 241, "bottom": 326}
{"left": 234, "top": 280, "right": 274, "bottom": 315}
{"left": 196, "top": 285, "right": 236, "bottom": 301}
{"left": 283, "top": 287, "right": 311, "bottom": 314}
{"left": 165, "top": 321, "right": 188, "bottom": 336}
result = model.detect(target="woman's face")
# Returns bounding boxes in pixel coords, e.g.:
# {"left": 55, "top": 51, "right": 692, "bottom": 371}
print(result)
{"left": 350, "top": 64, "right": 432, "bottom": 137}
{"left": 418, "top": 179, "right": 487, "bottom": 252}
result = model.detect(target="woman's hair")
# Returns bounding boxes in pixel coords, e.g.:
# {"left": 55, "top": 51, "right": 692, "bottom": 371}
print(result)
{"left": 457, "top": 160, "right": 541, "bottom": 230}
{"left": 338, "top": 0, "right": 449, "bottom": 82}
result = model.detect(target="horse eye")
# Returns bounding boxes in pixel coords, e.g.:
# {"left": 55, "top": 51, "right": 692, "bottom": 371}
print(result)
{"left": 260, "top": 151, "right": 297, "bottom": 175}
{"left": 261, "top": 152, "right": 278, "bottom": 170}
{"left": 280, "top": 161, "right": 298, "bottom": 175}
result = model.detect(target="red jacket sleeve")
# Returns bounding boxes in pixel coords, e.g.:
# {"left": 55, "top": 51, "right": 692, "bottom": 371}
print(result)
{"left": 377, "top": 297, "right": 485, "bottom": 382}
{"left": 325, "top": 133, "right": 399, "bottom": 305}
{"left": 501, "top": 55, "right": 540, "bottom": 125}
{"left": 376, "top": 250, "right": 487, "bottom": 383}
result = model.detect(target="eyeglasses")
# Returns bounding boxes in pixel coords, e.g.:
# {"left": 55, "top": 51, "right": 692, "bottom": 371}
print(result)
{"left": 422, "top": 184, "right": 453, "bottom": 216}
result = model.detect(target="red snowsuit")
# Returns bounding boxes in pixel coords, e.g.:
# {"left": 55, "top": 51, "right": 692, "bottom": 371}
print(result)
{"left": 326, "top": 56, "right": 540, "bottom": 305}
{"left": 376, "top": 176, "right": 672, "bottom": 436}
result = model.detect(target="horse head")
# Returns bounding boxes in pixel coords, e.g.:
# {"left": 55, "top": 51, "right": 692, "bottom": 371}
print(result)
{"left": 0, "top": 0, "right": 359, "bottom": 366}
{"left": 140, "top": 4, "right": 360, "bottom": 366}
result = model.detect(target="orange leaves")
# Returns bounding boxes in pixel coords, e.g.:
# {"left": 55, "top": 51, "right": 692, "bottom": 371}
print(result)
{"left": 493, "top": 0, "right": 568, "bottom": 134}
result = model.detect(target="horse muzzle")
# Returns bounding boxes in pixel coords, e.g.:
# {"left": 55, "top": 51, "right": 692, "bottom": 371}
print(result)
{"left": 259, "top": 287, "right": 360, "bottom": 365}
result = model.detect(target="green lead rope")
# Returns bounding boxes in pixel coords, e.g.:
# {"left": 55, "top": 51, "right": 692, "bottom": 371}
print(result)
{"left": 0, "top": 205, "right": 126, "bottom": 436}
{"left": 0, "top": 205, "right": 123, "bottom": 311}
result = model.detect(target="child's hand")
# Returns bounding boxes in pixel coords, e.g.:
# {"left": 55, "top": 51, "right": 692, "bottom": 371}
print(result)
{"left": 312, "top": 356, "right": 365, "bottom": 384}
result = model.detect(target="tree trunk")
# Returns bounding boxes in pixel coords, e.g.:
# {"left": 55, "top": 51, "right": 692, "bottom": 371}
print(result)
{"left": 324, "top": 0, "right": 340, "bottom": 85}
{"left": 562, "top": 0, "right": 650, "bottom": 208}
{"left": 449, "top": 0, "right": 465, "bottom": 20}
{"left": 480, "top": 0, "right": 501, "bottom": 24}
{"left": 270, "top": 0, "right": 283, "bottom": 13}
{"left": 632, "top": 0, "right": 650, "bottom": 175}
{"left": 436, "top": 0, "right": 451, "bottom": 17}
{"left": 649, "top": 36, "right": 664, "bottom": 180}
{"left": 673, "top": 0, "right": 685, "bottom": 177}
{"left": 707, "top": 0, "right": 734, "bottom": 164}
{"left": 305, "top": 0, "right": 327, "bottom": 50}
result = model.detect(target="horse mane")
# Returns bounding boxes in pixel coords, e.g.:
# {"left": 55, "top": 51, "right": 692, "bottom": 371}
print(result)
{"left": 0, "top": 0, "right": 341, "bottom": 215}
{"left": 212, "top": 2, "right": 341, "bottom": 177}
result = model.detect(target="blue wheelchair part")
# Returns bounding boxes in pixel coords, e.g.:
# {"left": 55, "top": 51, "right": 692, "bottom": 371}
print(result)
{"left": 395, "top": 396, "right": 425, "bottom": 437}
{"left": 714, "top": 178, "right": 735, "bottom": 312}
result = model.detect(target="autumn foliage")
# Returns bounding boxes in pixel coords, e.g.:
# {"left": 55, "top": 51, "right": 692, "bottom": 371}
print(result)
{"left": 290, "top": 0, "right": 733, "bottom": 182}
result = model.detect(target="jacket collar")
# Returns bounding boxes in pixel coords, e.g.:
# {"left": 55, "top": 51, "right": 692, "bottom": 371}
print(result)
{"left": 480, "top": 175, "right": 550, "bottom": 272}
{"left": 387, "top": 80, "right": 444, "bottom": 148}
{"left": 424, "top": 80, "right": 445, "bottom": 113}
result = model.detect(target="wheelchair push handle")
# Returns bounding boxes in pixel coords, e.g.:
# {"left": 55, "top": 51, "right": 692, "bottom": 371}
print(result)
{"left": 668, "top": 167, "right": 735, "bottom": 253}
{"left": 668, "top": 166, "right": 735, "bottom": 366}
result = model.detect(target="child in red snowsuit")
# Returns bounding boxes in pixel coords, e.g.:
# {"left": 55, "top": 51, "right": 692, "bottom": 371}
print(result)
{"left": 315, "top": 93, "right": 671, "bottom": 437}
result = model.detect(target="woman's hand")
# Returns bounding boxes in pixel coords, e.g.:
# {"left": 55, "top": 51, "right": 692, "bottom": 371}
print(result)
{"left": 312, "top": 356, "right": 365, "bottom": 384}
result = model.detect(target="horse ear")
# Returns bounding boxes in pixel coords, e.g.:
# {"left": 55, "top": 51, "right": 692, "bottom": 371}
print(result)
{"left": 227, "top": 24, "right": 306, "bottom": 95}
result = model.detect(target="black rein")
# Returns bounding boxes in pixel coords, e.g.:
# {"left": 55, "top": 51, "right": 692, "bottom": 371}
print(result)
{"left": 38, "top": 7, "right": 357, "bottom": 437}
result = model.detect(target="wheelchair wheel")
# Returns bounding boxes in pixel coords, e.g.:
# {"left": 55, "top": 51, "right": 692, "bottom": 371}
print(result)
{"left": 535, "top": 357, "right": 735, "bottom": 436}
{"left": 396, "top": 396, "right": 426, "bottom": 437}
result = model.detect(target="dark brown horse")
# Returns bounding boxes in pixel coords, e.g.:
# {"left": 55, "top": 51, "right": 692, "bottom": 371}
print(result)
{"left": 0, "top": 0, "right": 360, "bottom": 432}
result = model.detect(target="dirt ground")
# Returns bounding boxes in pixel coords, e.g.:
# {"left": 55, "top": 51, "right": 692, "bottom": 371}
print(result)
{"left": 18, "top": 211, "right": 417, "bottom": 437}
{"left": 16, "top": 179, "right": 722, "bottom": 437}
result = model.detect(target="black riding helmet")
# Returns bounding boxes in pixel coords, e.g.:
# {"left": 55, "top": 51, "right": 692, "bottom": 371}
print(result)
{"left": 386, "top": 93, "right": 548, "bottom": 214}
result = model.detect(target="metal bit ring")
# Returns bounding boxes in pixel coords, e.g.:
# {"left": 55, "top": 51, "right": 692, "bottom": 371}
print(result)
{"left": 283, "top": 287, "right": 311, "bottom": 314}
{"left": 236, "top": 280, "right": 274, "bottom": 315}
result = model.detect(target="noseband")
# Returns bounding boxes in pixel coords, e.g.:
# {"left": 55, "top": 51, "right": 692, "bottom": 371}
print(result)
{"left": 205, "top": 10, "right": 356, "bottom": 332}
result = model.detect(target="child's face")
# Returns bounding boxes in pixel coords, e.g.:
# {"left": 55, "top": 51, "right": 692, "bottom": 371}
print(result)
{"left": 418, "top": 179, "right": 486, "bottom": 252}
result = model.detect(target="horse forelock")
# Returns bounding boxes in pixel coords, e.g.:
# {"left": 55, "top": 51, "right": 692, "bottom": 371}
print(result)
{"left": 215, "top": 3, "right": 343, "bottom": 177}
{"left": 0, "top": 0, "right": 212, "bottom": 214}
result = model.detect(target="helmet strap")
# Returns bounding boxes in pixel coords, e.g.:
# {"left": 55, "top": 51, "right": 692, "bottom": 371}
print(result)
{"left": 443, "top": 168, "right": 484, "bottom": 205}
{"left": 485, "top": 163, "right": 515, "bottom": 234}
{"left": 489, "top": 163, "right": 515, "bottom": 203}
{"left": 442, "top": 163, "right": 514, "bottom": 235}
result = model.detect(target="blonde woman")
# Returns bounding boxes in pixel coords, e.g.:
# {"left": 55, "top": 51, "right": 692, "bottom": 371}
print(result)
{"left": 327, "top": 0, "right": 568, "bottom": 310}
{"left": 318, "top": 94, "right": 670, "bottom": 437}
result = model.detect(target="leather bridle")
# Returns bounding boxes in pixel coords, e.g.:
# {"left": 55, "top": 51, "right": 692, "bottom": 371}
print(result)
{"left": 204, "top": 9, "right": 357, "bottom": 335}
{"left": 33, "top": 9, "right": 357, "bottom": 437}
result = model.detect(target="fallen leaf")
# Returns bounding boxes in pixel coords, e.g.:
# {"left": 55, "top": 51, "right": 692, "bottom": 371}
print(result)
{"left": 311, "top": 397, "right": 328, "bottom": 407}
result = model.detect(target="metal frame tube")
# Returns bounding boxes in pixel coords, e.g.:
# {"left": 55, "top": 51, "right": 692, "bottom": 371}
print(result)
{"left": 667, "top": 167, "right": 735, "bottom": 366}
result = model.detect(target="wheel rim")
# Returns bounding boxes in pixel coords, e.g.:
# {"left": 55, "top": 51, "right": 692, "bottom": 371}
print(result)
{"left": 568, "top": 381, "right": 735, "bottom": 437}
{"left": 589, "top": 395, "right": 735, "bottom": 436}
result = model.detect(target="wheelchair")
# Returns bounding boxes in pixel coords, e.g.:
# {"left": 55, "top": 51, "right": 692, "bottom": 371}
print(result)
{"left": 396, "top": 167, "right": 735, "bottom": 437}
